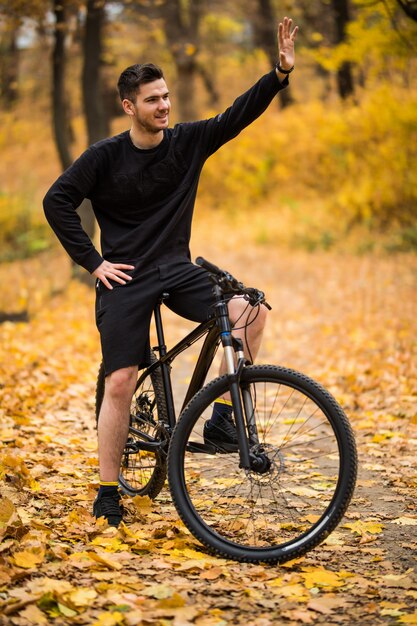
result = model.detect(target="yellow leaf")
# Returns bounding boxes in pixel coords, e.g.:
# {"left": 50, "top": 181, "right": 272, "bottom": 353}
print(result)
{"left": 288, "top": 486, "right": 319, "bottom": 498}
{"left": 157, "top": 592, "right": 186, "bottom": 609}
{"left": 66, "top": 587, "right": 98, "bottom": 607}
{"left": 12, "top": 548, "right": 45, "bottom": 568}
{"left": 274, "top": 583, "right": 309, "bottom": 600}
{"left": 372, "top": 431, "right": 394, "bottom": 443}
{"left": 132, "top": 495, "right": 153, "bottom": 510}
{"left": 391, "top": 517, "right": 417, "bottom": 526}
{"left": 27, "top": 577, "right": 74, "bottom": 596}
{"left": 381, "top": 609, "right": 405, "bottom": 617}
{"left": 57, "top": 602, "right": 77, "bottom": 617}
{"left": 92, "top": 611, "right": 125, "bottom": 626}
{"left": 87, "top": 551, "right": 123, "bottom": 571}
{"left": 185, "top": 43, "right": 196, "bottom": 56}
{"left": 301, "top": 567, "right": 346, "bottom": 589}
{"left": 400, "top": 613, "right": 417, "bottom": 624}
{"left": 91, "top": 535, "right": 129, "bottom": 552}
{"left": 176, "top": 559, "right": 206, "bottom": 571}
{"left": 142, "top": 584, "right": 174, "bottom": 599}
{"left": 343, "top": 520, "right": 383, "bottom": 536}
{"left": 0, "top": 496, "right": 15, "bottom": 526}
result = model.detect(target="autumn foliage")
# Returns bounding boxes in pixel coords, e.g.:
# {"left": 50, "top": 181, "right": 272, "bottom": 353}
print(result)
{"left": 0, "top": 0, "right": 417, "bottom": 260}
{"left": 1, "top": 231, "right": 417, "bottom": 624}
{"left": 1, "top": 0, "right": 417, "bottom": 623}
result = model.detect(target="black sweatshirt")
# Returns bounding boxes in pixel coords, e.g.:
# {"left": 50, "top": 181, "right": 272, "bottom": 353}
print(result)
{"left": 43, "top": 71, "right": 287, "bottom": 273}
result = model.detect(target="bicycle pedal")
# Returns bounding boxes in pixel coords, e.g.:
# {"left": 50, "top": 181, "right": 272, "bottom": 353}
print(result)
{"left": 211, "top": 442, "right": 239, "bottom": 454}
{"left": 186, "top": 441, "right": 217, "bottom": 455}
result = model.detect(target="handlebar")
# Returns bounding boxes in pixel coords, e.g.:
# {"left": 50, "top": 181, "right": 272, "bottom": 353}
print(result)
{"left": 195, "top": 256, "right": 272, "bottom": 310}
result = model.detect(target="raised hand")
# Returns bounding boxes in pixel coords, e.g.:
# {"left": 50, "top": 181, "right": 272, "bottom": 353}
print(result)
{"left": 278, "top": 17, "right": 298, "bottom": 71}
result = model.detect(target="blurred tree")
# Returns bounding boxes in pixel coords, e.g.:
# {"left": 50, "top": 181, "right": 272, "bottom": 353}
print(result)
{"left": 157, "top": 0, "right": 205, "bottom": 120}
{"left": 131, "top": 0, "right": 221, "bottom": 121}
{"left": 0, "top": 20, "right": 19, "bottom": 106}
{"left": 50, "top": 0, "right": 110, "bottom": 282}
{"left": 332, "top": 0, "right": 354, "bottom": 98}
{"left": 251, "top": 0, "right": 293, "bottom": 107}
{"left": 82, "top": 0, "right": 110, "bottom": 144}
{"left": 78, "top": 0, "right": 112, "bottom": 283}
{"left": 396, "top": 0, "right": 417, "bottom": 20}
{"left": 0, "top": 0, "right": 48, "bottom": 107}
{"left": 52, "top": 0, "right": 74, "bottom": 171}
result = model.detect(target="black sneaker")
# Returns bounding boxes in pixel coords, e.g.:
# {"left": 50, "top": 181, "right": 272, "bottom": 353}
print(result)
{"left": 93, "top": 492, "right": 123, "bottom": 527}
{"left": 203, "top": 414, "right": 239, "bottom": 453}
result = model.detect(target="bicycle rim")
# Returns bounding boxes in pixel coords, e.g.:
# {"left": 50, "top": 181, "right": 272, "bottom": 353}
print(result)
{"left": 168, "top": 365, "right": 357, "bottom": 563}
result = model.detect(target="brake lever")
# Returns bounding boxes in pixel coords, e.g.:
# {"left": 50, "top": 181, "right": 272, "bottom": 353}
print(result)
{"left": 244, "top": 289, "right": 272, "bottom": 310}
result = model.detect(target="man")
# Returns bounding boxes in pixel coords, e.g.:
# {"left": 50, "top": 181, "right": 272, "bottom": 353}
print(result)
{"left": 43, "top": 17, "right": 298, "bottom": 527}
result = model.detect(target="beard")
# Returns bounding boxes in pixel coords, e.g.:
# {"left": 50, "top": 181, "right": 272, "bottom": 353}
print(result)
{"left": 134, "top": 109, "right": 169, "bottom": 134}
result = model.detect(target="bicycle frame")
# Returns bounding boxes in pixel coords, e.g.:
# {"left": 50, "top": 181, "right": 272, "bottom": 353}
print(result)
{"left": 135, "top": 289, "right": 255, "bottom": 470}
{"left": 136, "top": 293, "right": 221, "bottom": 429}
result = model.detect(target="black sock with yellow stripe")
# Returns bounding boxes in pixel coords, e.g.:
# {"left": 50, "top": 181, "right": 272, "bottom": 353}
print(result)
{"left": 209, "top": 398, "right": 233, "bottom": 426}
{"left": 97, "top": 481, "right": 119, "bottom": 498}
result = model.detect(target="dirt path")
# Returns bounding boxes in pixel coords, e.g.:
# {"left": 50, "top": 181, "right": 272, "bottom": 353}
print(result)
{"left": 0, "top": 247, "right": 416, "bottom": 625}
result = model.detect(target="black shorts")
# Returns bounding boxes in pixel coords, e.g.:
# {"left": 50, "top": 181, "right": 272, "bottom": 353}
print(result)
{"left": 95, "top": 256, "right": 216, "bottom": 375}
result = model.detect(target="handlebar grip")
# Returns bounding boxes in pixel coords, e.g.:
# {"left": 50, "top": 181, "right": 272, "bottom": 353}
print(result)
{"left": 195, "top": 257, "right": 223, "bottom": 276}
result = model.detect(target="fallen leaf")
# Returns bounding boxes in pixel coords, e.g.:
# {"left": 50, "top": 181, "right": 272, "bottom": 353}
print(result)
{"left": 19, "top": 604, "right": 48, "bottom": 624}
{"left": 142, "top": 584, "right": 175, "bottom": 599}
{"left": 391, "top": 517, "right": 417, "bottom": 526}
{"left": 400, "top": 613, "right": 417, "bottom": 624}
{"left": 12, "top": 547, "right": 45, "bottom": 568}
{"left": 87, "top": 551, "right": 123, "bottom": 571}
{"left": 301, "top": 567, "right": 348, "bottom": 589}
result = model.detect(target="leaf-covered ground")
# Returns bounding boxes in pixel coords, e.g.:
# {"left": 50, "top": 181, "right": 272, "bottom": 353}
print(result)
{"left": 0, "top": 243, "right": 416, "bottom": 626}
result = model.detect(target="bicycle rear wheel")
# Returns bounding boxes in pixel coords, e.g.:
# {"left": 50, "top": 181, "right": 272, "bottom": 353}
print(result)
{"left": 168, "top": 365, "right": 357, "bottom": 563}
{"left": 96, "top": 353, "right": 168, "bottom": 498}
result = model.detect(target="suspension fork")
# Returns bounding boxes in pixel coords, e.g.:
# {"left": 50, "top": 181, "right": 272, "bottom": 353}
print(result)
{"left": 241, "top": 382, "right": 261, "bottom": 447}
{"left": 213, "top": 286, "right": 251, "bottom": 469}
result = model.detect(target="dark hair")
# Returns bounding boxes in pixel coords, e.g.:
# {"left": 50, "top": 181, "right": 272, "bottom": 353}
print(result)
{"left": 117, "top": 63, "right": 164, "bottom": 101}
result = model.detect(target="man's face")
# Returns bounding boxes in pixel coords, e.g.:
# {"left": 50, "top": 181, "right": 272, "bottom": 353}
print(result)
{"left": 128, "top": 78, "right": 170, "bottom": 133}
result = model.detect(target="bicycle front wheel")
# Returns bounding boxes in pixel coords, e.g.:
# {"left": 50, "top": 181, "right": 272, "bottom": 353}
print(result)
{"left": 96, "top": 353, "right": 168, "bottom": 499}
{"left": 168, "top": 365, "right": 357, "bottom": 563}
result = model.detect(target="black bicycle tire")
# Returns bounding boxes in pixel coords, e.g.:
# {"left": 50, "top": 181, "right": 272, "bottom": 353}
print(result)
{"left": 95, "top": 352, "right": 168, "bottom": 499}
{"left": 168, "top": 364, "right": 357, "bottom": 563}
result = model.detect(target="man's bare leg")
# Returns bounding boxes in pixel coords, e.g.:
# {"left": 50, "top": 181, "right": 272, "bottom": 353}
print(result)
{"left": 97, "top": 365, "right": 138, "bottom": 482}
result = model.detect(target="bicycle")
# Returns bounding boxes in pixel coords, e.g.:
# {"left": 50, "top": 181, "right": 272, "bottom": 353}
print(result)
{"left": 95, "top": 257, "right": 357, "bottom": 563}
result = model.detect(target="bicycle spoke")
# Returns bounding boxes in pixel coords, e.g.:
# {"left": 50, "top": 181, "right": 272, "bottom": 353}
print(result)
{"left": 174, "top": 370, "right": 350, "bottom": 552}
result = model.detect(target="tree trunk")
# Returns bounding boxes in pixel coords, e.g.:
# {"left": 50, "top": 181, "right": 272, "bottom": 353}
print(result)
{"left": 0, "top": 22, "right": 19, "bottom": 107}
{"left": 52, "top": 0, "right": 73, "bottom": 171}
{"left": 396, "top": 0, "right": 417, "bottom": 22}
{"left": 174, "top": 52, "right": 199, "bottom": 121}
{"left": 332, "top": 0, "right": 354, "bottom": 98}
{"left": 159, "top": 0, "right": 202, "bottom": 121}
{"left": 77, "top": 0, "right": 111, "bottom": 284}
{"left": 82, "top": 0, "right": 109, "bottom": 145}
{"left": 252, "top": 0, "right": 293, "bottom": 108}
{"left": 197, "top": 63, "right": 220, "bottom": 108}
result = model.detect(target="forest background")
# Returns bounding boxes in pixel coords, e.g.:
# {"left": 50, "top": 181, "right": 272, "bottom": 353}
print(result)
{"left": 0, "top": 0, "right": 416, "bottom": 278}
{"left": 0, "top": 2, "right": 417, "bottom": 625}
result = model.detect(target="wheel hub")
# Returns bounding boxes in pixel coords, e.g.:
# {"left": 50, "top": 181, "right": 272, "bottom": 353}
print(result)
{"left": 249, "top": 450, "right": 272, "bottom": 474}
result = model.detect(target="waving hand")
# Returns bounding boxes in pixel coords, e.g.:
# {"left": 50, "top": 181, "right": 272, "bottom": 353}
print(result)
{"left": 277, "top": 17, "right": 298, "bottom": 72}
